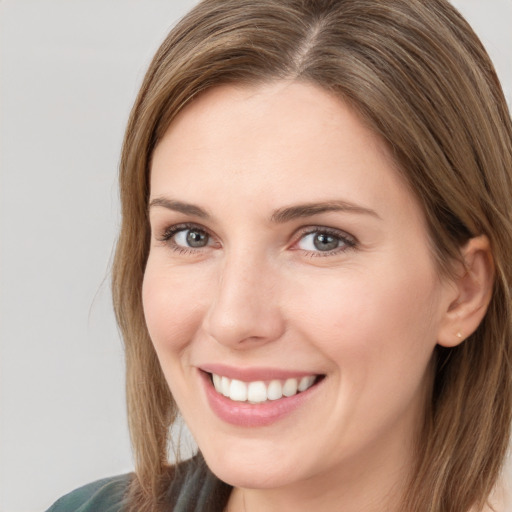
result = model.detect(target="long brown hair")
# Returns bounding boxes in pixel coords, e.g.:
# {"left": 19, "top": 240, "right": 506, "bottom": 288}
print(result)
{"left": 112, "top": 1, "right": 512, "bottom": 510}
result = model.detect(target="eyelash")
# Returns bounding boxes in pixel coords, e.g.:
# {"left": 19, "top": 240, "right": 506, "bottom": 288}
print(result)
{"left": 294, "top": 226, "right": 357, "bottom": 256}
{"left": 156, "top": 223, "right": 357, "bottom": 256}
{"left": 158, "top": 223, "right": 213, "bottom": 255}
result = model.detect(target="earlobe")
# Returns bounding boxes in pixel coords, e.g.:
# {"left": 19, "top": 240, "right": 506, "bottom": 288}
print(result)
{"left": 437, "top": 235, "right": 495, "bottom": 348}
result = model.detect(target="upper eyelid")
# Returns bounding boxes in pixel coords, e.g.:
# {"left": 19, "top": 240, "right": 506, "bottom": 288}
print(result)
{"left": 296, "top": 225, "right": 353, "bottom": 235}
{"left": 156, "top": 223, "right": 353, "bottom": 236}
{"left": 157, "top": 222, "right": 212, "bottom": 239}
{"left": 293, "top": 225, "right": 357, "bottom": 242}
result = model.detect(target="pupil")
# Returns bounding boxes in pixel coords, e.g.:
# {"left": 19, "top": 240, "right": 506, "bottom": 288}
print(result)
{"left": 186, "top": 230, "right": 208, "bottom": 247}
{"left": 313, "top": 233, "right": 338, "bottom": 251}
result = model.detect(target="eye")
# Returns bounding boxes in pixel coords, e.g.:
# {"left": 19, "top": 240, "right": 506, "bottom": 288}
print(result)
{"left": 174, "top": 228, "right": 210, "bottom": 248}
{"left": 158, "top": 223, "right": 216, "bottom": 252}
{"left": 295, "top": 228, "right": 356, "bottom": 254}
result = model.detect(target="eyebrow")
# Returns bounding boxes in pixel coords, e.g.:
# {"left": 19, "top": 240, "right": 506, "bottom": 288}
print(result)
{"left": 148, "top": 197, "right": 380, "bottom": 222}
{"left": 148, "top": 197, "right": 210, "bottom": 218}
{"left": 270, "top": 201, "right": 380, "bottom": 223}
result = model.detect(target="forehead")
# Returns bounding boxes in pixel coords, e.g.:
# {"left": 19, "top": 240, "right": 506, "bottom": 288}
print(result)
{"left": 154, "top": 81, "right": 389, "bottom": 159}
{"left": 150, "top": 81, "right": 420, "bottom": 225}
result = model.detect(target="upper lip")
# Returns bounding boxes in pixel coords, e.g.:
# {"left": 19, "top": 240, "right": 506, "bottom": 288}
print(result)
{"left": 199, "top": 363, "right": 321, "bottom": 382}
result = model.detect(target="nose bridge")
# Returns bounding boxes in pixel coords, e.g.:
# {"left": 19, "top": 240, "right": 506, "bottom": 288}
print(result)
{"left": 204, "top": 245, "right": 284, "bottom": 347}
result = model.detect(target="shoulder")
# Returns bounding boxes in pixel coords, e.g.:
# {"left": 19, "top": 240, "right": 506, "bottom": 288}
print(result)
{"left": 45, "top": 474, "right": 132, "bottom": 512}
{"left": 166, "top": 455, "right": 232, "bottom": 512}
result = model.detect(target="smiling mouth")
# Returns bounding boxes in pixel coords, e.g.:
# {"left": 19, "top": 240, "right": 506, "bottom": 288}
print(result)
{"left": 209, "top": 372, "right": 323, "bottom": 404}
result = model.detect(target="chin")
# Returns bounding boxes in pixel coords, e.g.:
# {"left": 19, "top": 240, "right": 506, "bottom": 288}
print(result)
{"left": 197, "top": 436, "right": 315, "bottom": 490}
{"left": 206, "top": 455, "right": 300, "bottom": 489}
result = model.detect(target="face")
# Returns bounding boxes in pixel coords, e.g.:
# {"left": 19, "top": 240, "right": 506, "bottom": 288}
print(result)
{"left": 143, "top": 82, "right": 454, "bottom": 496}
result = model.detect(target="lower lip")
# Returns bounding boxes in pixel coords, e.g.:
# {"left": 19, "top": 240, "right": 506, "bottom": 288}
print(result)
{"left": 200, "top": 371, "right": 322, "bottom": 427}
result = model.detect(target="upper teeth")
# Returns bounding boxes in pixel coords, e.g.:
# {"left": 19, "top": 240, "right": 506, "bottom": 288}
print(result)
{"left": 211, "top": 374, "right": 316, "bottom": 403}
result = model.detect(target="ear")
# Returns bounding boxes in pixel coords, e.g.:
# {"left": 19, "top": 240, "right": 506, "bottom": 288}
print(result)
{"left": 437, "top": 235, "right": 494, "bottom": 348}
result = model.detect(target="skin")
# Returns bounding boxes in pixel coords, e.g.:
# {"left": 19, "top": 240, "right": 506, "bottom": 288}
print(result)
{"left": 143, "top": 81, "right": 487, "bottom": 512}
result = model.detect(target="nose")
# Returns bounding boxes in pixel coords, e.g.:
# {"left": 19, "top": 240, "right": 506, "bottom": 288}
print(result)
{"left": 202, "top": 250, "right": 286, "bottom": 348}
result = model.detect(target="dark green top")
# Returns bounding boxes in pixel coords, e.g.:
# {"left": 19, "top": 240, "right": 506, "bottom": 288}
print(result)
{"left": 45, "top": 474, "right": 130, "bottom": 512}
{"left": 46, "top": 456, "right": 232, "bottom": 512}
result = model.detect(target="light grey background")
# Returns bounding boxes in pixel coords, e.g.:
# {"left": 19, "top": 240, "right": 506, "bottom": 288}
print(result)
{"left": 0, "top": 1, "right": 510, "bottom": 511}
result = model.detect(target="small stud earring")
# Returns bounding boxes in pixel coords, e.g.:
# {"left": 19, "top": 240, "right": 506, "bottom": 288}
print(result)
{"left": 457, "top": 332, "right": 463, "bottom": 339}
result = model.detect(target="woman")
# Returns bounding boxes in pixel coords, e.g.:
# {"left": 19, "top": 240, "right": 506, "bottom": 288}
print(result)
{"left": 47, "top": 0, "right": 512, "bottom": 511}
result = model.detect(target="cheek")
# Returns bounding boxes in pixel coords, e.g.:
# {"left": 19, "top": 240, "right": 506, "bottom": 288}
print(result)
{"left": 288, "top": 267, "right": 441, "bottom": 442}
{"left": 289, "top": 264, "right": 441, "bottom": 382}
{"left": 142, "top": 259, "right": 209, "bottom": 355}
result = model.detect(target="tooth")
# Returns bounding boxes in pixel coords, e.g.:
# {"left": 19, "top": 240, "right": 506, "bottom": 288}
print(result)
{"left": 229, "top": 379, "right": 248, "bottom": 401}
{"left": 282, "top": 378, "right": 298, "bottom": 397}
{"left": 298, "top": 375, "right": 315, "bottom": 392}
{"left": 214, "top": 373, "right": 316, "bottom": 402}
{"left": 247, "top": 381, "right": 267, "bottom": 403}
{"left": 267, "top": 380, "right": 283, "bottom": 400}
{"left": 212, "top": 373, "right": 222, "bottom": 392}
{"left": 221, "top": 376, "right": 230, "bottom": 397}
